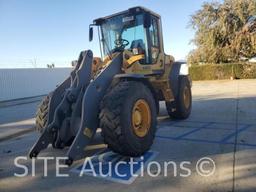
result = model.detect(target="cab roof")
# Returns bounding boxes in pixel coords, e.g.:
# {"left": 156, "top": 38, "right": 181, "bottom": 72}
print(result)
{"left": 93, "top": 6, "right": 161, "bottom": 25}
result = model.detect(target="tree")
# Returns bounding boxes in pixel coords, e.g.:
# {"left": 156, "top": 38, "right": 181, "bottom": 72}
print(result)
{"left": 188, "top": 0, "right": 256, "bottom": 64}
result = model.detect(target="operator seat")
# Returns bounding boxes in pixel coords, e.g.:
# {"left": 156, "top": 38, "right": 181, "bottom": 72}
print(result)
{"left": 130, "top": 39, "right": 145, "bottom": 55}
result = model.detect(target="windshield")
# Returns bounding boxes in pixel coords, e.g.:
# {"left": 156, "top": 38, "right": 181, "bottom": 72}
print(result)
{"left": 100, "top": 13, "right": 146, "bottom": 58}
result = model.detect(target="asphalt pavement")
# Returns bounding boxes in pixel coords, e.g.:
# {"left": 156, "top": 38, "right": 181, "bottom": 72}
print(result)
{"left": 0, "top": 79, "right": 255, "bottom": 192}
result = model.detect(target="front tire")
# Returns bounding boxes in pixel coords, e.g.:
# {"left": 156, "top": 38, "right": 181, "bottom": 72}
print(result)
{"left": 99, "top": 81, "right": 157, "bottom": 156}
{"left": 35, "top": 93, "right": 52, "bottom": 133}
{"left": 166, "top": 76, "right": 192, "bottom": 119}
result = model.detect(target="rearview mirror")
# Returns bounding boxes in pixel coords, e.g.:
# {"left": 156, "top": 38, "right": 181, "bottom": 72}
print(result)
{"left": 89, "top": 26, "right": 93, "bottom": 42}
{"left": 144, "top": 12, "right": 151, "bottom": 28}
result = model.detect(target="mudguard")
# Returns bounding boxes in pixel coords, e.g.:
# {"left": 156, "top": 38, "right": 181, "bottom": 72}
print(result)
{"left": 169, "top": 62, "right": 191, "bottom": 97}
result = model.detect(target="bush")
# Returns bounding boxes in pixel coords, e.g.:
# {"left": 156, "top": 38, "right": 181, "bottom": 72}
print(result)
{"left": 189, "top": 63, "right": 256, "bottom": 81}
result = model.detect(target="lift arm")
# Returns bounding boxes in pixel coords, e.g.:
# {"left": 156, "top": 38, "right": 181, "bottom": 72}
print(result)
{"left": 29, "top": 50, "right": 122, "bottom": 165}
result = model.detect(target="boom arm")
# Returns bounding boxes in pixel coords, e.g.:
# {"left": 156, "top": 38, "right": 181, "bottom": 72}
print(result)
{"left": 29, "top": 50, "right": 122, "bottom": 165}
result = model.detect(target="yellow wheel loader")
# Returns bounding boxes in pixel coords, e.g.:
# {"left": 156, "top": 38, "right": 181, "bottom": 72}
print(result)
{"left": 30, "top": 7, "right": 192, "bottom": 165}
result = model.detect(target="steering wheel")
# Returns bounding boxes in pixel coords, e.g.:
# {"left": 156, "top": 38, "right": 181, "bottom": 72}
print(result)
{"left": 114, "top": 39, "right": 129, "bottom": 49}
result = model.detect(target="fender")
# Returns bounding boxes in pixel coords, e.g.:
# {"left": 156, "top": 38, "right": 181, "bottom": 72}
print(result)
{"left": 169, "top": 62, "right": 191, "bottom": 97}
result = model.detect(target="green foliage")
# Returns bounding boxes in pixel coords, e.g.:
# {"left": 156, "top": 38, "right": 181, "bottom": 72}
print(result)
{"left": 188, "top": 0, "right": 256, "bottom": 64}
{"left": 189, "top": 63, "right": 256, "bottom": 80}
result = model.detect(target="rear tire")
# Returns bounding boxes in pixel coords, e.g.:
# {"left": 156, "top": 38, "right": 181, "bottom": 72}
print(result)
{"left": 99, "top": 81, "right": 157, "bottom": 156}
{"left": 35, "top": 93, "right": 52, "bottom": 133}
{"left": 166, "top": 76, "right": 192, "bottom": 119}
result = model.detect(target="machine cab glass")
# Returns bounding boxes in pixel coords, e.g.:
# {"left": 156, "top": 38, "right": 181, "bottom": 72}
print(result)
{"left": 97, "top": 10, "right": 160, "bottom": 65}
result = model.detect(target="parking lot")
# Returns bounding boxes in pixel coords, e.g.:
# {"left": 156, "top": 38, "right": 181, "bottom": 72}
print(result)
{"left": 0, "top": 79, "right": 256, "bottom": 192}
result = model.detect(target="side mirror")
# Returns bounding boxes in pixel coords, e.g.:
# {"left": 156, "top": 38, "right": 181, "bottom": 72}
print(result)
{"left": 89, "top": 26, "right": 93, "bottom": 42}
{"left": 144, "top": 12, "right": 151, "bottom": 28}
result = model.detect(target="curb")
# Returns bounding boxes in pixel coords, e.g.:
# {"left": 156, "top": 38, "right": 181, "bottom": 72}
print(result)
{"left": 0, "top": 95, "right": 45, "bottom": 108}
{"left": 0, "top": 127, "right": 35, "bottom": 142}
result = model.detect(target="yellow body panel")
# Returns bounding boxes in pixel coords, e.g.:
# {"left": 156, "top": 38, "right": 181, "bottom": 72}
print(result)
{"left": 92, "top": 51, "right": 175, "bottom": 102}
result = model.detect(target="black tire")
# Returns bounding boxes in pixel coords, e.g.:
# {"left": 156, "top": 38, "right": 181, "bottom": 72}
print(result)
{"left": 35, "top": 93, "right": 52, "bottom": 133}
{"left": 166, "top": 76, "right": 192, "bottom": 119}
{"left": 99, "top": 81, "right": 157, "bottom": 156}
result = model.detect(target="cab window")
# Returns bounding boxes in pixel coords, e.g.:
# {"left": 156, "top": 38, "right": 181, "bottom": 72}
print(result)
{"left": 149, "top": 17, "right": 160, "bottom": 63}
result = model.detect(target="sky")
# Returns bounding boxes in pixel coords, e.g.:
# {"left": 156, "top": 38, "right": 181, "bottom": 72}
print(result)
{"left": 0, "top": 0, "right": 210, "bottom": 68}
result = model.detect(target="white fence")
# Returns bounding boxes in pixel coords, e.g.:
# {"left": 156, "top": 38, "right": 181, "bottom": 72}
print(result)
{"left": 0, "top": 68, "right": 72, "bottom": 101}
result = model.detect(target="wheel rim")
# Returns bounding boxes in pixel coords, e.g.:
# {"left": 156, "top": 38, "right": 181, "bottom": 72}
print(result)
{"left": 132, "top": 99, "right": 151, "bottom": 137}
{"left": 183, "top": 86, "right": 191, "bottom": 109}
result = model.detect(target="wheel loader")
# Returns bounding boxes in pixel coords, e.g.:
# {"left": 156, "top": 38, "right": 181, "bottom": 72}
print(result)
{"left": 29, "top": 6, "right": 192, "bottom": 165}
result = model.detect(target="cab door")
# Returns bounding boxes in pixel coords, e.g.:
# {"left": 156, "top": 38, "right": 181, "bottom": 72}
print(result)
{"left": 147, "top": 15, "right": 165, "bottom": 73}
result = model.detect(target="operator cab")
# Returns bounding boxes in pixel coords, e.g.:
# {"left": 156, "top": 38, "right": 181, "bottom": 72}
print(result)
{"left": 89, "top": 6, "right": 167, "bottom": 72}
